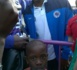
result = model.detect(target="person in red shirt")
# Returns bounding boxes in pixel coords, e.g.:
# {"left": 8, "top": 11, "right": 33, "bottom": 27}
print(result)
{"left": 24, "top": 40, "right": 47, "bottom": 70}
{"left": 66, "top": 14, "right": 77, "bottom": 51}
{"left": 66, "top": 1, "right": 77, "bottom": 70}
{"left": 66, "top": 14, "right": 77, "bottom": 70}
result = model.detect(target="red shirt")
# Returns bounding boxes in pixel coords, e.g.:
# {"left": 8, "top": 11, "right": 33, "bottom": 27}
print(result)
{"left": 66, "top": 15, "right": 77, "bottom": 51}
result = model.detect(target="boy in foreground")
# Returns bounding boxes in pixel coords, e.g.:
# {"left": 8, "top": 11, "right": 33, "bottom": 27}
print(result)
{"left": 24, "top": 40, "right": 47, "bottom": 70}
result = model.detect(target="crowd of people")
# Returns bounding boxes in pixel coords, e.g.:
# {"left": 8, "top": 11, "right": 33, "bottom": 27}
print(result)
{"left": 0, "top": 0, "right": 77, "bottom": 70}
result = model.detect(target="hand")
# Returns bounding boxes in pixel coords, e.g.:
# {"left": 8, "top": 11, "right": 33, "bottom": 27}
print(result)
{"left": 61, "top": 58, "right": 69, "bottom": 70}
{"left": 14, "top": 35, "right": 29, "bottom": 50}
{"left": 0, "top": 0, "right": 18, "bottom": 37}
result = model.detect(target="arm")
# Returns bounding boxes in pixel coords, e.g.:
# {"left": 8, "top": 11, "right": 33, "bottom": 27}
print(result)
{"left": 61, "top": 1, "right": 73, "bottom": 70}
{"left": 66, "top": 17, "right": 74, "bottom": 50}
{"left": 61, "top": 18, "right": 73, "bottom": 70}
{"left": 4, "top": 35, "right": 14, "bottom": 49}
{"left": 4, "top": 22, "right": 28, "bottom": 49}
{"left": 61, "top": 0, "right": 73, "bottom": 60}
{"left": 5, "top": 34, "right": 28, "bottom": 49}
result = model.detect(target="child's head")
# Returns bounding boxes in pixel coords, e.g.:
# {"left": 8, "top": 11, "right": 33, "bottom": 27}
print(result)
{"left": 26, "top": 40, "right": 47, "bottom": 70}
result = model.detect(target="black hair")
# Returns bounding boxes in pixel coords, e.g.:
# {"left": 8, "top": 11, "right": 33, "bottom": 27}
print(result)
{"left": 25, "top": 40, "right": 46, "bottom": 56}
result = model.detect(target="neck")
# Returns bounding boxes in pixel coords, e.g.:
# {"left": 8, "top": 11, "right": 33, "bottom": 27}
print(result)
{"left": 33, "top": 1, "right": 44, "bottom": 7}
{"left": 34, "top": 3, "right": 43, "bottom": 7}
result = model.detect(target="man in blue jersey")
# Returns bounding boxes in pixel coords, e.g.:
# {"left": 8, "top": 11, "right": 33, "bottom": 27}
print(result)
{"left": 23, "top": 0, "right": 73, "bottom": 70}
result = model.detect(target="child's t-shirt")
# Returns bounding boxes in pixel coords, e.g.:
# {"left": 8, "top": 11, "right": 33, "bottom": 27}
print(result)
{"left": 66, "top": 15, "right": 77, "bottom": 51}
{"left": 24, "top": 67, "right": 47, "bottom": 70}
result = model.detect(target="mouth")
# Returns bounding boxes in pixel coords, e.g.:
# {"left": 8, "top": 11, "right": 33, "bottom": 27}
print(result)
{"left": 36, "top": 68, "right": 44, "bottom": 70}
{"left": 35, "top": 66, "right": 44, "bottom": 70}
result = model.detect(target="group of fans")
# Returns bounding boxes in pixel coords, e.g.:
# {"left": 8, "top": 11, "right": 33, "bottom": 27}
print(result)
{"left": 0, "top": 0, "right": 77, "bottom": 70}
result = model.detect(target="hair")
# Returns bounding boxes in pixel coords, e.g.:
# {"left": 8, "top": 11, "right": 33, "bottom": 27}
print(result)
{"left": 25, "top": 40, "right": 46, "bottom": 56}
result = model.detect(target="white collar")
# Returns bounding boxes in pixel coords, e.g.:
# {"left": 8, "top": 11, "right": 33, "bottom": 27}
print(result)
{"left": 44, "top": 0, "right": 47, "bottom": 3}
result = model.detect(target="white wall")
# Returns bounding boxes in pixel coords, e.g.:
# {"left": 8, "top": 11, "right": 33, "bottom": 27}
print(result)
{"left": 68, "top": 0, "right": 76, "bottom": 6}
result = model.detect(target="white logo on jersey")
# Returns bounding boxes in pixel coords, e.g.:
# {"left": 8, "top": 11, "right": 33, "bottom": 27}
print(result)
{"left": 53, "top": 11, "right": 60, "bottom": 18}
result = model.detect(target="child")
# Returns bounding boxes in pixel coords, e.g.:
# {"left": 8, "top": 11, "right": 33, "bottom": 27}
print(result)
{"left": 24, "top": 40, "right": 47, "bottom": 70}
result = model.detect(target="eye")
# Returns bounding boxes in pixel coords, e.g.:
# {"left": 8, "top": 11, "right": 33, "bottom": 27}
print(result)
{"left": 40, "top": 54, "right": 47, "bottom": 59}
{"left": 30, "top": 56, "right": 37, "bottom": 61}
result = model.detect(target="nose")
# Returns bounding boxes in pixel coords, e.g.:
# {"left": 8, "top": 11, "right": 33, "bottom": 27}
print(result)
{"left": 36, "top": 59, "right": 42, "bottom": 66}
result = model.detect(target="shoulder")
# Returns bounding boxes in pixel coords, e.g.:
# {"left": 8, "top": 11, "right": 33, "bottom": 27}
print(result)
{"left": 47, "top": 0, "right": 71, "bottom": 8}
{"left": 45, "top": 0, "right": 72, "bottom": 13}
{"left": 69, "top": 15, "right": 77, "bottom": 22}
{"left": 68, "top": 15, "right": 77, "bottom": 26}
{"left": 71, "top": 15, "right": 77, "bottom": 21}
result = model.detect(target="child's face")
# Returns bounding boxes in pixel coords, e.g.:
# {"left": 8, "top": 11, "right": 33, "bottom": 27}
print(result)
{"left": 27, "top": 45, "right": 47, "bottom": 70}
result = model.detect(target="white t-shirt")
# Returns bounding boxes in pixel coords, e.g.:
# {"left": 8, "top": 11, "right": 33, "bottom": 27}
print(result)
{"left": 34, "top": 0, "right": 56, "bottom": 60}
